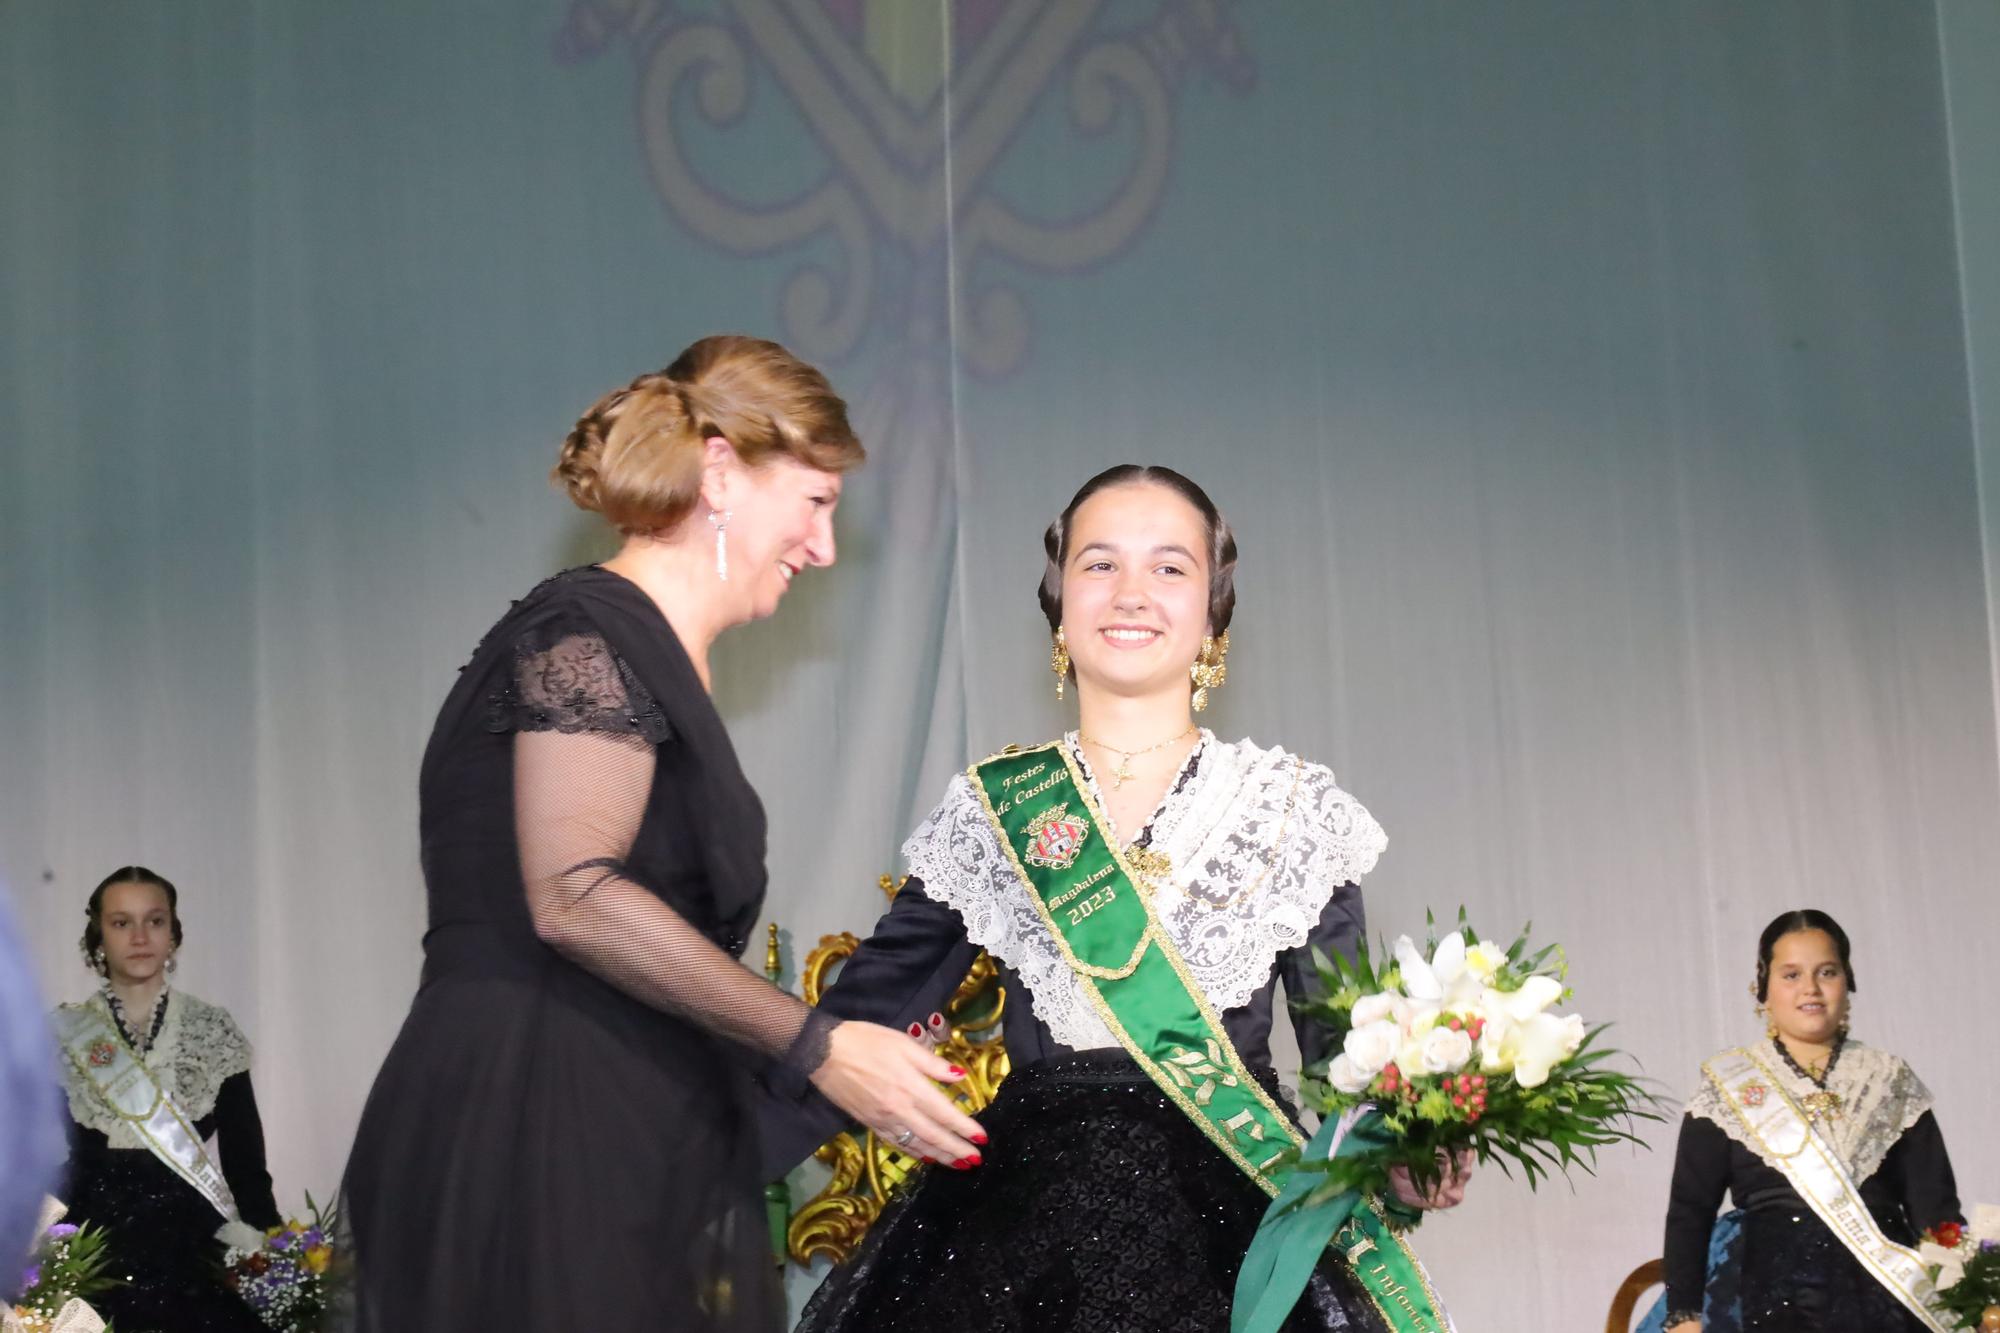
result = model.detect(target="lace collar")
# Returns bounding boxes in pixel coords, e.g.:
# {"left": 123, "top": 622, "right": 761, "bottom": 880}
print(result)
{"left": 55, "top": 990, "right": 253, "bottom": 1147}
{"left": 1687, "top": 1037, "right": 1933, "bottom": 1186}
{"left": 904, "top": 735, "right": 1387, "bottom": 1052}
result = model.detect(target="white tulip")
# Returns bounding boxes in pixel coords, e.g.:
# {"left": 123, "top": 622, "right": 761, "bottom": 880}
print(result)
{"left": 1393, "top": 935, "right": 1441, "bottom": 1002}
{"left": 1478, "top": 1012, "right": 1514, "bottom": 1073}
{"left": 1502, "top": 974, "right": 1564, "bottom": 1021}
{"left": 1505, "top": 1011, "right": 1582, "bottom": 1088}
{"left": 1429, "top": 932, "right": 1468, "bottom": 985}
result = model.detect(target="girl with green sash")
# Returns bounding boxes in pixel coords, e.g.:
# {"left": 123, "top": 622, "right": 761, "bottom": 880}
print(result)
{"left": 1661, "top": 910, "right": 1963, "bottom": 1332}
{"left": 767, "top": 467, "right": 1469, "bottom": 1332}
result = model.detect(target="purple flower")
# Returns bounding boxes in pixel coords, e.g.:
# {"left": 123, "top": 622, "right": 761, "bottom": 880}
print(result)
{"left": 1981, "top": 1238, "right": 1998, "bottom": 1253}
{"left": 302, "top": 1228, "right": 323, "bottom": 1247}
{"left": 20, "top": 1263, "right": 40, "bottom": 1289}
{"left": 45, "top": 1223, "right": 78, "bottom": 1240}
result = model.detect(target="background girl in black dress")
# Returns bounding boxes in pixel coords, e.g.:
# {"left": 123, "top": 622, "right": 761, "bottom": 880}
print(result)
{"left": 1662, "top": 910, "right": 1962, "bottom": 1332}
{"left": 54, "top": 865, "right": 279, "bottom": 1333}
{"left": 341, "top": 335, "right": 983, "bottom": 1332}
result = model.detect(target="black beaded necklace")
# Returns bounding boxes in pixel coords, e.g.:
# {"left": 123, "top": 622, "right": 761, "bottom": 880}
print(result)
{"left": 103, "top": 986, "right": 170, "bottom": 1057}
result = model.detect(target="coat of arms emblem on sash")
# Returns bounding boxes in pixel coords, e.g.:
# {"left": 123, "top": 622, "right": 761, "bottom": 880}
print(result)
{"left": 1023, "top": 804, "right": 1089, "bottom": 871}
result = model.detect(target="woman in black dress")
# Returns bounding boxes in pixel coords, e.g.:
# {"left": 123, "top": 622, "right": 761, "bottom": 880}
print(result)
{"left": 762, "top": 467, "right": 1466, "bottom": 1332}
{"left": 1662, "top": 910, "right": 1962, "bottom": 1332}
{"left": 53, "top": 865, "right": 280, "bottom": 1333}
{"left": 341, "top": 335, "right": 983, "bottom": 1332}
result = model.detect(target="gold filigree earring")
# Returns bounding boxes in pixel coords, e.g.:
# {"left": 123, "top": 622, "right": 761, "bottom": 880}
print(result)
{"left": 1051, "top": 627, "right": 1070, "bottom": 701}
{"left": 1190, "top": 630, "right": 1230, "bottom": 712}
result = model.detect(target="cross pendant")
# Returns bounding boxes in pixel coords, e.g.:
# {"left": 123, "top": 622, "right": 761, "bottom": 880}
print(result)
{"left": 1110, "top": 758, "right": 1133, "bottom": 789}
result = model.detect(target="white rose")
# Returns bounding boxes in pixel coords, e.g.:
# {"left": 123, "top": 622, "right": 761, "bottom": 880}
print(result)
{"left": 1464, "top": 940, "right": 1507, "bottom": 983}
{"left": 1420, "top": 1025, "right": 1475, "bottom": 1075}
{"left": 1351, "top": 992, "right": 1403, "bottom": 1030}
{"left": 1328, "top": 1054, "right": 1374, "bottom": 1095}
{"left": 1343, "top": 1020, "right": 1400, "bottom": 1076}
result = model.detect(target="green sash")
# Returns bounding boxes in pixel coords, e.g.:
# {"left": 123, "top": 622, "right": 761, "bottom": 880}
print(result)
{"left": 969, "top": 744, "right": 1447, "bottom": 1333}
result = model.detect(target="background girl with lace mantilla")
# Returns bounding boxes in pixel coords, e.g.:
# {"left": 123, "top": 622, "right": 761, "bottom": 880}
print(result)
{"left": 1662, "top": 909, "right": 1964, "bottom": 1332}
{"left": 765, "top": 465, "right": 1470, "bottom": 1333}
{"left": 52, "top": 866, "right": 279, "bottom": 1333}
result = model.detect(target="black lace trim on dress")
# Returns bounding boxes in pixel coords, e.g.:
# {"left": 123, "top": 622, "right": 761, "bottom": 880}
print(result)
{"left": 485, "top": 627, "right": 671, "bottom": 743}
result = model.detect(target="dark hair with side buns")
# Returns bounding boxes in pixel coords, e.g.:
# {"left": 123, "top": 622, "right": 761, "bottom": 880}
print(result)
{"left": 80, "top": 866, "right": 183, "bottom": 975}
{"left": 1037, "top": 465, "right": 1238, "bottom": 637}
{"left": 1754, "top": 908, "right": 1855, "bottom": 1001}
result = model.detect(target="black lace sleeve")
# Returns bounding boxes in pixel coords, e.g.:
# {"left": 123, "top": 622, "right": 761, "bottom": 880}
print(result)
{"left": 486, "top": 618, "right": 671, "bottom": 743}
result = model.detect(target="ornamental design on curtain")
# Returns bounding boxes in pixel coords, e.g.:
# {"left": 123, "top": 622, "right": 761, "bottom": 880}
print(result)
{"left": 559, "top": 0, "right": 1253, "bottom": 379}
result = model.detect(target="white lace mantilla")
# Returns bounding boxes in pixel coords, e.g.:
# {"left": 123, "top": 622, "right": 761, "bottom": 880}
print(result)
{"left": 903, "top": 733, "right": 1387, "bottom": 1053}
{"left": 1687, "top": 1038, "right": 1933, "bottom": 1186}
{"left": 55, "top": 990, "right": 253, "bottom": 1148}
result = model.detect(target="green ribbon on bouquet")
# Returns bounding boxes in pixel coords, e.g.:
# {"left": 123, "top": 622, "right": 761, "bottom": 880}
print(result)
{"left": 1230, "top": 1107, "right": 1449, "bottom": 1333}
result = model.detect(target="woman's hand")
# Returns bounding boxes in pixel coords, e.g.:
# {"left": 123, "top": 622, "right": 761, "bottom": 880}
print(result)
{"left": 808, "top": 1020, "right": 988, "bottom": 1167}
{"left": 1666, "top": 1322, "right": 1701, "bottom": 1333}
{"left": 1386, "top": 1147, "right": 1475, "bottom": 1211}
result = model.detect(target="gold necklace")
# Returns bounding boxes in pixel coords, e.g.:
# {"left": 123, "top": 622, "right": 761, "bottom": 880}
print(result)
{"left": 1078, "top": 724, "right": 1197, "bottom": 790}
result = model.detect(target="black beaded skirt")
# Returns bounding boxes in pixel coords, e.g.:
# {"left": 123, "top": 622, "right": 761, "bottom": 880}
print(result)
{"left": 62, "top": 1145, "right": 267, "bottom": 1333}
{"left": 1739, "top": 1209, "right": 1931, "bottom": 1332}
{"left": 796, "top": 1051, "right": 1392, "bottom": 1333}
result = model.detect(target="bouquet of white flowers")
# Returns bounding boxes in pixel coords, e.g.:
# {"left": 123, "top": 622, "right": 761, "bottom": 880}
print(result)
{"left": 1298, "top": 912, "right": 1659, "bottom": 1207}
{"left": 1232, "top": 914, "right": 1660, "bottom": 1333}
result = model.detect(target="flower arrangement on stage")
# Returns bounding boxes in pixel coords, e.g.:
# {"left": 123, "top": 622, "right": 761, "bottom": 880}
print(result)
{"left": 1920, "top": 1205, "right": 2000, "bottom": 1330}
{"left": 1291, "top": 911, "right": 1661, "bottom": 1218}
{"left": 222, "top": 1194, "right": 341, "bottom": 1332}
{"left": 8, "top": 1200, "right": 114, "bottom": 1333}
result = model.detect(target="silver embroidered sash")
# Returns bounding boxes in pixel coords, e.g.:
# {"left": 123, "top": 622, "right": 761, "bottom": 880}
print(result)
{"left": 1704, "top": 1047, "right": 1948, "bottom": 1331}
{"left": 53, "top": 1002, "right": 239, "bottom": 1221}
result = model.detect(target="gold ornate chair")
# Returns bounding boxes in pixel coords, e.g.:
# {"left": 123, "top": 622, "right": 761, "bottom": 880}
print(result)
{"left": 765, "top": 876, "right": 1010, "bottom": 1267}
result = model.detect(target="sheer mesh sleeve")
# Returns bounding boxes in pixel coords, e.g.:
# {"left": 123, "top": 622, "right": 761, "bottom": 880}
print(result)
{"left": 511, "top": 633, "right": 820, "bottom": 1064}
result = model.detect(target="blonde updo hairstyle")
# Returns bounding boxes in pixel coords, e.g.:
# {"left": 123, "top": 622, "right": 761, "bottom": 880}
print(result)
{"left": 553, "top": 335, "right": 864, "bottom": 535}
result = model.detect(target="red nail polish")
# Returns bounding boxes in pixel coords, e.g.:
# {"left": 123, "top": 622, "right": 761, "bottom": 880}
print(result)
{"left": 929, "top": 1012, "right": 943, "bottom": 1026}
{"left": 908, "top": 1023, "right": 923, "bottom": 1037}
{"left": 952, "top": 1157, "right": 970, "bottom": 1170}
{"left": 948, "top": 1066, "right": 967, "bottom": 1080}
{"left": 966, "top": 1152, "right": 982, "bottom": 1166}
{"left": 971, "top": 1133, "right": 988, "bottom": 1146}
